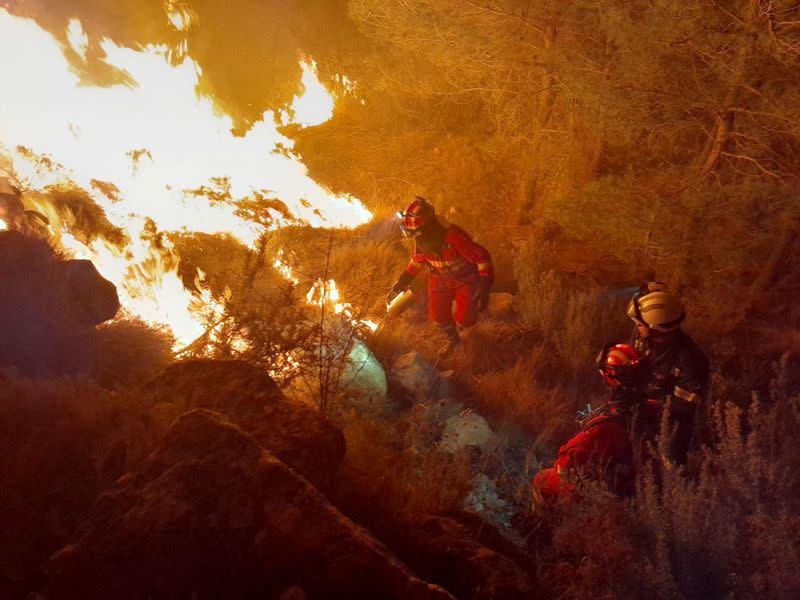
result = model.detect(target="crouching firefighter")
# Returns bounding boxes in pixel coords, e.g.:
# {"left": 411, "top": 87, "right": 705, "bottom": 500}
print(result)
{"left": 531, "top": 344, "right": 653, "bottom": 508}
{"left": 386, "top": 197, "right": 493, "bottom": 355}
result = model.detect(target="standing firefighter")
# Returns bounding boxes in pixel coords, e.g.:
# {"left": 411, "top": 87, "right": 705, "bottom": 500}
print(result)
{"left": 627, "top": 282, "right": 709, "bottom": 466}
{"left": 386, "top": 197, "right": 493, "bottom": 355}
{"left": 531, "top": 344, "right": 653, "bottom": 507}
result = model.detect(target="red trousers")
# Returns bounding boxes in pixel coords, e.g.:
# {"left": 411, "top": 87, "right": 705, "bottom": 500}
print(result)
{"left": 427, "top": 274, "right": 478, "bottom": 327}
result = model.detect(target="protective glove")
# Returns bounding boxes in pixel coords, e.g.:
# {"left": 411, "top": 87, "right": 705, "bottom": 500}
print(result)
{"left": 473, "top": 276, "right": 492, "bottom": 312}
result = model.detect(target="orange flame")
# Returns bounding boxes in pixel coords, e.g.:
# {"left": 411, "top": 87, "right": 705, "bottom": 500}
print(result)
{"left": 0, "top": 8, "right": 372, "bottom": 346}
{"left": 274, "top": 251, "right": 379, "bottom": 333}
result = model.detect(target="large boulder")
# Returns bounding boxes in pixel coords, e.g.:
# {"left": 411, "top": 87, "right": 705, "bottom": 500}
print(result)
{"left": 284, "top": 339, "right": 391, "bottom": 415}
{"left": 364, "top": 513, "right": 538, "bottom": 600}
{"left": 140, "top": 359, "right": 346, "bottom": 489}
{"left": 46, "top": 409, "right": 453, "bottom": 600}
{"left": 0, "top": 231, "right": 119, "bottom": 374}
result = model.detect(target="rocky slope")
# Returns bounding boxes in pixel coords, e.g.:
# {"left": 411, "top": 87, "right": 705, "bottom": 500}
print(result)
{"left": 45, "top": 409, "right": 453, "bottom": 600}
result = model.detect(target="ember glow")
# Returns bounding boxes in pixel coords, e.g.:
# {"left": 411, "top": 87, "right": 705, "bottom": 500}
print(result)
{"left": 0, "top": 8, "right": 371, "bottom": 345}
{"left": 274, "top": 251, "right": 379, "bottom": 333}
{"left": 306, "top": 279, "right": 379, "bottom": 333}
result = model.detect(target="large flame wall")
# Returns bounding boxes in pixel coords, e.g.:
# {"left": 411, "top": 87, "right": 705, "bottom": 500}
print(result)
{"left": 0, "top": 8, "right": 372, "bottom": 345}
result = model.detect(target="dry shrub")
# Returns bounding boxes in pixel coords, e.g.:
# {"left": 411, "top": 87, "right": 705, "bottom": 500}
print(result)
{"left": 472, "top": 350, "right": 578, "bottom": 447}
{"left": 448, "top": 319, "right": 543, "bottom": 375}
{"left": 515, "top": 269, "right": 630, "bottom": 375}
{"left": 0, "top": 373, "right": 148, "bottom": 596}
{"left": 368, "top": 308, "right": 449, "bottom": 363}
{"left": 327, "top": 235, "right": 408, "bottom": 317}
{"left": 338, "top": 412, "right": 473, "bottom": 518}
{"left": 549, "top": 499, "right": 640, "bottom": 598}
{"left": 546, "top": 357, "right": 800, "bottom": 600}
{"left": 90, "top": 317, "right": 174, "bottom": 388}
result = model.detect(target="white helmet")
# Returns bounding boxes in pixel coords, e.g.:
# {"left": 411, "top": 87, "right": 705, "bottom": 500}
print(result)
{"left": 627, "top": 289, "right": 685, "bottom": 333}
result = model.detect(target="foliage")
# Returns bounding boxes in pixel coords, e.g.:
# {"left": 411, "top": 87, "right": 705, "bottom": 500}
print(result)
{"left": 0, "top": 372, "right": 148, "bottom": 596}
{"left": 294, "top": 0, "right": 800, "bottom": 342}
{"left": 338, "top": 410, "right": 474, "bottom": 518}
{"left": 89, "top": 316, "right": 174, "bottom": 388}
{"left": 547, "top": 356, "right": 800, "bottom": 599}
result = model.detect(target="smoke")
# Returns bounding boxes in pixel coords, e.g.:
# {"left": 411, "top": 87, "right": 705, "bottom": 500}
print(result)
{"left": 5, "top": 0, "right": 360, "bottom": 131}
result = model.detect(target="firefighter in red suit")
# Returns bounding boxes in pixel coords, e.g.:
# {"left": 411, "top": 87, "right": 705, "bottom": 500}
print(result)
{"left": 386, "top": 197, "right": 493, "bottom": 354}
{"left": 532, "top": 343, "right": 655, "bottom": 507}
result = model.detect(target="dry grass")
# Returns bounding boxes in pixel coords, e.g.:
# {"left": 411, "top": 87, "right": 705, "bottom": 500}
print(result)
{"left": 472, "top": 353, "right": 581, "bottom": 448}
{"left": 89, "top": 317, "right": 175, "bottom": 388}
{"left": 338, "top": 411, "right": 473, "bottom": 519}
{"left": 0, "top": 373, "right": 149, "bottom": 596}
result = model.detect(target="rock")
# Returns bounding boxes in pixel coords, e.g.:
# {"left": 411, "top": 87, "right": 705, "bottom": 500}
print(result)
{"left": 0, "top": 231, "right": 119, "bottom": 375}
{"left": 486, "top": 292, "right": 515, "bottom": 319}
{"left": 439, "top": 411, "right": 495, "bottom": 453}
{"left": 46, "top": 409, "right": 453, "bottom": 600}
{"left": 343, "top": 340, "right": 390, "bottom": 411}
{"left": 61, "top": 259, "right": 120, "bottom": 327}
{"left": 140, "top": 359, "right": 346, "bottom": 489}
{"left": 284, "top": 339, "right": 391, "bottom": 415}
{"left": 392, "top": 350, "right": 449, "bottom": 400}
{"left": 464, "top": 474, "right": 514, "bottom": 532}
{"left": 373, "top": 513, "right": 538, "bottom": 600}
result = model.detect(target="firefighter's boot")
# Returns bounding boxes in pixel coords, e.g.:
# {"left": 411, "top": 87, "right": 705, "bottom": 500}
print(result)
{"left": 437, "top": 322, "right": 460, "bottom": 358}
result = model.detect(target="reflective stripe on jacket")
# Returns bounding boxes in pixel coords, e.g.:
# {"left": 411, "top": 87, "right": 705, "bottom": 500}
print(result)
{"left": 406, "top": 224, "right": 492, "bottom": 281}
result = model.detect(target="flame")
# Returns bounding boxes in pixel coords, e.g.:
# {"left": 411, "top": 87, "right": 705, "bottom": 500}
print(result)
{"left": 66, "top": 18, "right": 88, "bottom": 60}
{"left": 273, "top": 250, "right": 301, "bottom": 285}
{"left": 165, "top": 1, "right": 196, "bottom": 32}
{"left": 0, "top": 218, "right": 7, "bottom": 231}
{"left": 0, "top": 8, "right": 372, "bottom": 346}
{"left": 274, "top": 251, "right": 379, "bottom": 333}
{"left": 283, "top": 61, "right": 335, "bottom": 128}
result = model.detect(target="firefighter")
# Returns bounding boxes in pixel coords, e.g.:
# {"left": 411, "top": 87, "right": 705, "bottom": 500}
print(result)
{"left": 386, "top": 197, "right": 493, "bottom": 355}
{"left": 627, "top": 283, "right": 709, "bottom": 466}
{"left": 532, "top": 343, "right": 652, "bottom": 507}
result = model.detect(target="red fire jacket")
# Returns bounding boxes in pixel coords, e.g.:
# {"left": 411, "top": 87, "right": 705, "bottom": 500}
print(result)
{"left": 405, "top": 225, "right": 493, "bottom": 282}
{"left": 533, "top": 409, "right": 633, "bottom": 504}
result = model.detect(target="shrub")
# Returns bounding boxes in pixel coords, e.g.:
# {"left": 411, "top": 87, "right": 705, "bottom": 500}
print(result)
{"left": 514, "top": 265, "right": 631, "bottom": 376}
{"left": 545, "top": 356, "right": 800, "bottom": 599}
{"left": 338, "top": 411, "right": 473, "bottom": 519}
{"left": 0, "top": 373, "right": 148, "bottom": 596}
{"left": 89, "top": 317, "right": 174, "bottom": 388}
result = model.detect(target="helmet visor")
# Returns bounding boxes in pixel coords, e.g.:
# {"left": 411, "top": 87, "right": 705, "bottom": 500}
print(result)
{"left": 398, "top": 211, "right": 425, "bottom": 237}
{"left": 627, "top": 294, "right": 646, "bottom": 326}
